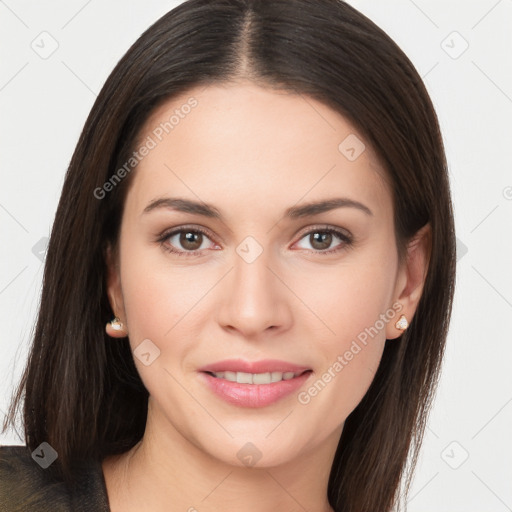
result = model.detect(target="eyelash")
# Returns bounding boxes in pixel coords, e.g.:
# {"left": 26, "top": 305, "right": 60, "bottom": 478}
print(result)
{"left": 156, "top": 225, "right": 354, "bottom": 258}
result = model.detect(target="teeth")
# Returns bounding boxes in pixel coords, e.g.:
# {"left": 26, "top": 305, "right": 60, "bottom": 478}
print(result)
{"left": 212, "top": 370, "right": 300, "bottom": 384}
{"left": 271, "top": 371, "right": 282, "bottom": 383}
{"left": 236, "top": 372, "right": 253, "bottom": 384}
{"left": 224, "top": 371, "right": 236, "bottom": 381}
{"left": 253, "top": 372, "right": 271, "bottom": 384}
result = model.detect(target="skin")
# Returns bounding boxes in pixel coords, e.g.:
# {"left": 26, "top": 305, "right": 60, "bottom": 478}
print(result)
{"left": 102, "top": 80, "right": 431, "bottom": 512}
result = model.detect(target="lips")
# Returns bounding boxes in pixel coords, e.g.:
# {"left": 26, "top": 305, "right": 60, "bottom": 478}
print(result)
{"left": 198, "top": 359, "right": 312, "bottom": 408}
{"left": 208, "top": 370, "right": 302, "bottom": 384}
{"left": 198, "top": 358, "right": 310, "bottom": 374}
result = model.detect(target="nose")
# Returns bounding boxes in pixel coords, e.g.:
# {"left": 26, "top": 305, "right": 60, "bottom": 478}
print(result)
{"left": 215, "top": 247, "right": 293, "bottom": 340}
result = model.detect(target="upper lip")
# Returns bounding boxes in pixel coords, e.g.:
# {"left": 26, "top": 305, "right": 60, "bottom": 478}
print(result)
{"left": 198, "top": 359, "right": 311, "bottom": 374}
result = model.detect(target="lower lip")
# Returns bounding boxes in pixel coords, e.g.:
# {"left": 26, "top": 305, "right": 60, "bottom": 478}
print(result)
{"left": 199, "top": 371, "right": 312, "bottom": 408}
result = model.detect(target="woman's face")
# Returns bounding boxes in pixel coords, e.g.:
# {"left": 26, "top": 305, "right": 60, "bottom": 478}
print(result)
{"left": 107, "top": 81, "right": 416, "bottom": 468}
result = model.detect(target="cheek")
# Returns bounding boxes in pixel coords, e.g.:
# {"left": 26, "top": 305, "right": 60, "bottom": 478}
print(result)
{"left": 293, "top": 244, "right": 396, "bottom": 345}
{"left": 296, "top": 288, "right": 390, "bottom": 429}
{"left": 117, "top": 261, "right": 204, "bottom": 408}
{"left": 118, "top": 224, "right": 186, "bottom": 328}
{"left": 118, "top": 241, "right": 217, "bottom": 374}
{"left": 294, "top": 247, "right": 396, "bottom": 417}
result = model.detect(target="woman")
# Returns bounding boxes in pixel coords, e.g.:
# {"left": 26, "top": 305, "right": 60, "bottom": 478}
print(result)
{"left": 0, "top": 0, "right": 456, "bottom": 510}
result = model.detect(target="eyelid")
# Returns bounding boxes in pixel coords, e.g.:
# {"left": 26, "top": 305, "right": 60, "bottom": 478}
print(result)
{"left": 294, "top": 223, "right": 352, "bottom": 241}
{"left": 157, "top": 223, "right": 353, "bottom": 256}
{"left": 159, "top": 224, "right": 219, "bottom": 242}
{"left": 157, "top": 224, "right": 219, "bottom": 249}
{"left": 291, "top": 224, "right": 353, "bottom": 253}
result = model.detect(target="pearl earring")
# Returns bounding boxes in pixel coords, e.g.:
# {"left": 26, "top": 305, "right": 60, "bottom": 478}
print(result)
{"left": 394, "top": 314, "right": 408, "bottom": 331}
{"left": 110, "top": 317, "right": 124, "bottom": 331}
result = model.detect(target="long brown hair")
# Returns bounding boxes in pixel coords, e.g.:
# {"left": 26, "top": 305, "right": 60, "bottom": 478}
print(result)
{"left": 2, "top": 1, "right": 456, "bottom": 510}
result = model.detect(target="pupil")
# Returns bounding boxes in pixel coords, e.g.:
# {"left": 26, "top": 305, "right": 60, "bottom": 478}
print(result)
{"left": 312, "top": 232, "right": 331, "bottom": 250}
{"left": 177, "top": 231, "right": 333, "bottom": 252}
{"left": 181, "top": 231, "right": 201, "bottom": 250}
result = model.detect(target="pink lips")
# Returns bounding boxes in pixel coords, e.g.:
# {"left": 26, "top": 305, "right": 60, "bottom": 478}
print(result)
{"left": 198, "top": 359, "right": 312, "bottom": 408}
{"left": 199, "top": 358, "right": 310, "bottom": 374}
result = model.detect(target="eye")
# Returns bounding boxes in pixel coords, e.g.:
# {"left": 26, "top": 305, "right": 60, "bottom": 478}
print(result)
{"left": 294, "top": 227, "right": 353, "bottom": 254}
{"left": 158, "top": 226, "right": 218, "bottom": 257}
{"left": 157, "top": 225, "right": 353, "bottom": 257}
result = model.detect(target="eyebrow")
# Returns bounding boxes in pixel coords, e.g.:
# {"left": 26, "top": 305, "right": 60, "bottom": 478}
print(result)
{"left": 142, "top": 196, "right": 373, "bottom": 220}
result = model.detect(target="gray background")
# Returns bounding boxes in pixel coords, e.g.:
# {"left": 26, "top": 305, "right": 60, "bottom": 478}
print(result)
{"left": 1, "top": 1, "right": 511, "bottom": 510}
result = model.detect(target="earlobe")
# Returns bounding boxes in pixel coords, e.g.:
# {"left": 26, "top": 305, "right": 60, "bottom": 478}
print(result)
{"left": 386, "top": 223, "right": 431, "bottom": 340}
{"left": 105, "top": 316, "right": 128, "bottom": 338}
{"left": 104, "top": 243, "right": 128, "bottom": 338}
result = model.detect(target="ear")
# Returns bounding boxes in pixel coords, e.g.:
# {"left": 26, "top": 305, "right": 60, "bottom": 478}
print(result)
{"left": 105, "top": 243, "right": 128, "bottom": 338}
{"left": 386, "top": 223, "right": 431, "bottom": 340}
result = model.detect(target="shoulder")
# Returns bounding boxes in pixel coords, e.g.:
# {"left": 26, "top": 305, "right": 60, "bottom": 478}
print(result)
{"left": 0, "top": 444, "right": 110, "bottom": 512}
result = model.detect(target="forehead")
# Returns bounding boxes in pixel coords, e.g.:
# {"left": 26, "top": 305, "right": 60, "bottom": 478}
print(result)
{"left": 125, "top": 81, "right": 392, "bottom": 224}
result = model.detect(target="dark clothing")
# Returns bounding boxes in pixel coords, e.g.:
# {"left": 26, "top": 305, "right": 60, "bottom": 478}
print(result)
{"left": 0, "top": 445, "right": 110, "bottom": 511}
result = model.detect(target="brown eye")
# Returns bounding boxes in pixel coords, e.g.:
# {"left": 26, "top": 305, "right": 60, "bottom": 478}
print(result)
{"left": 178, "top": 231, "right": 203, "bottom": 251}
{"left": 295, "top": 227, "right": 353, "bottom": 254}
{"left": 159, "top": 227, "right": 217, "bottom": 256}
{"left": 309, "top": 232, "right": 333, "bottom": 251}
